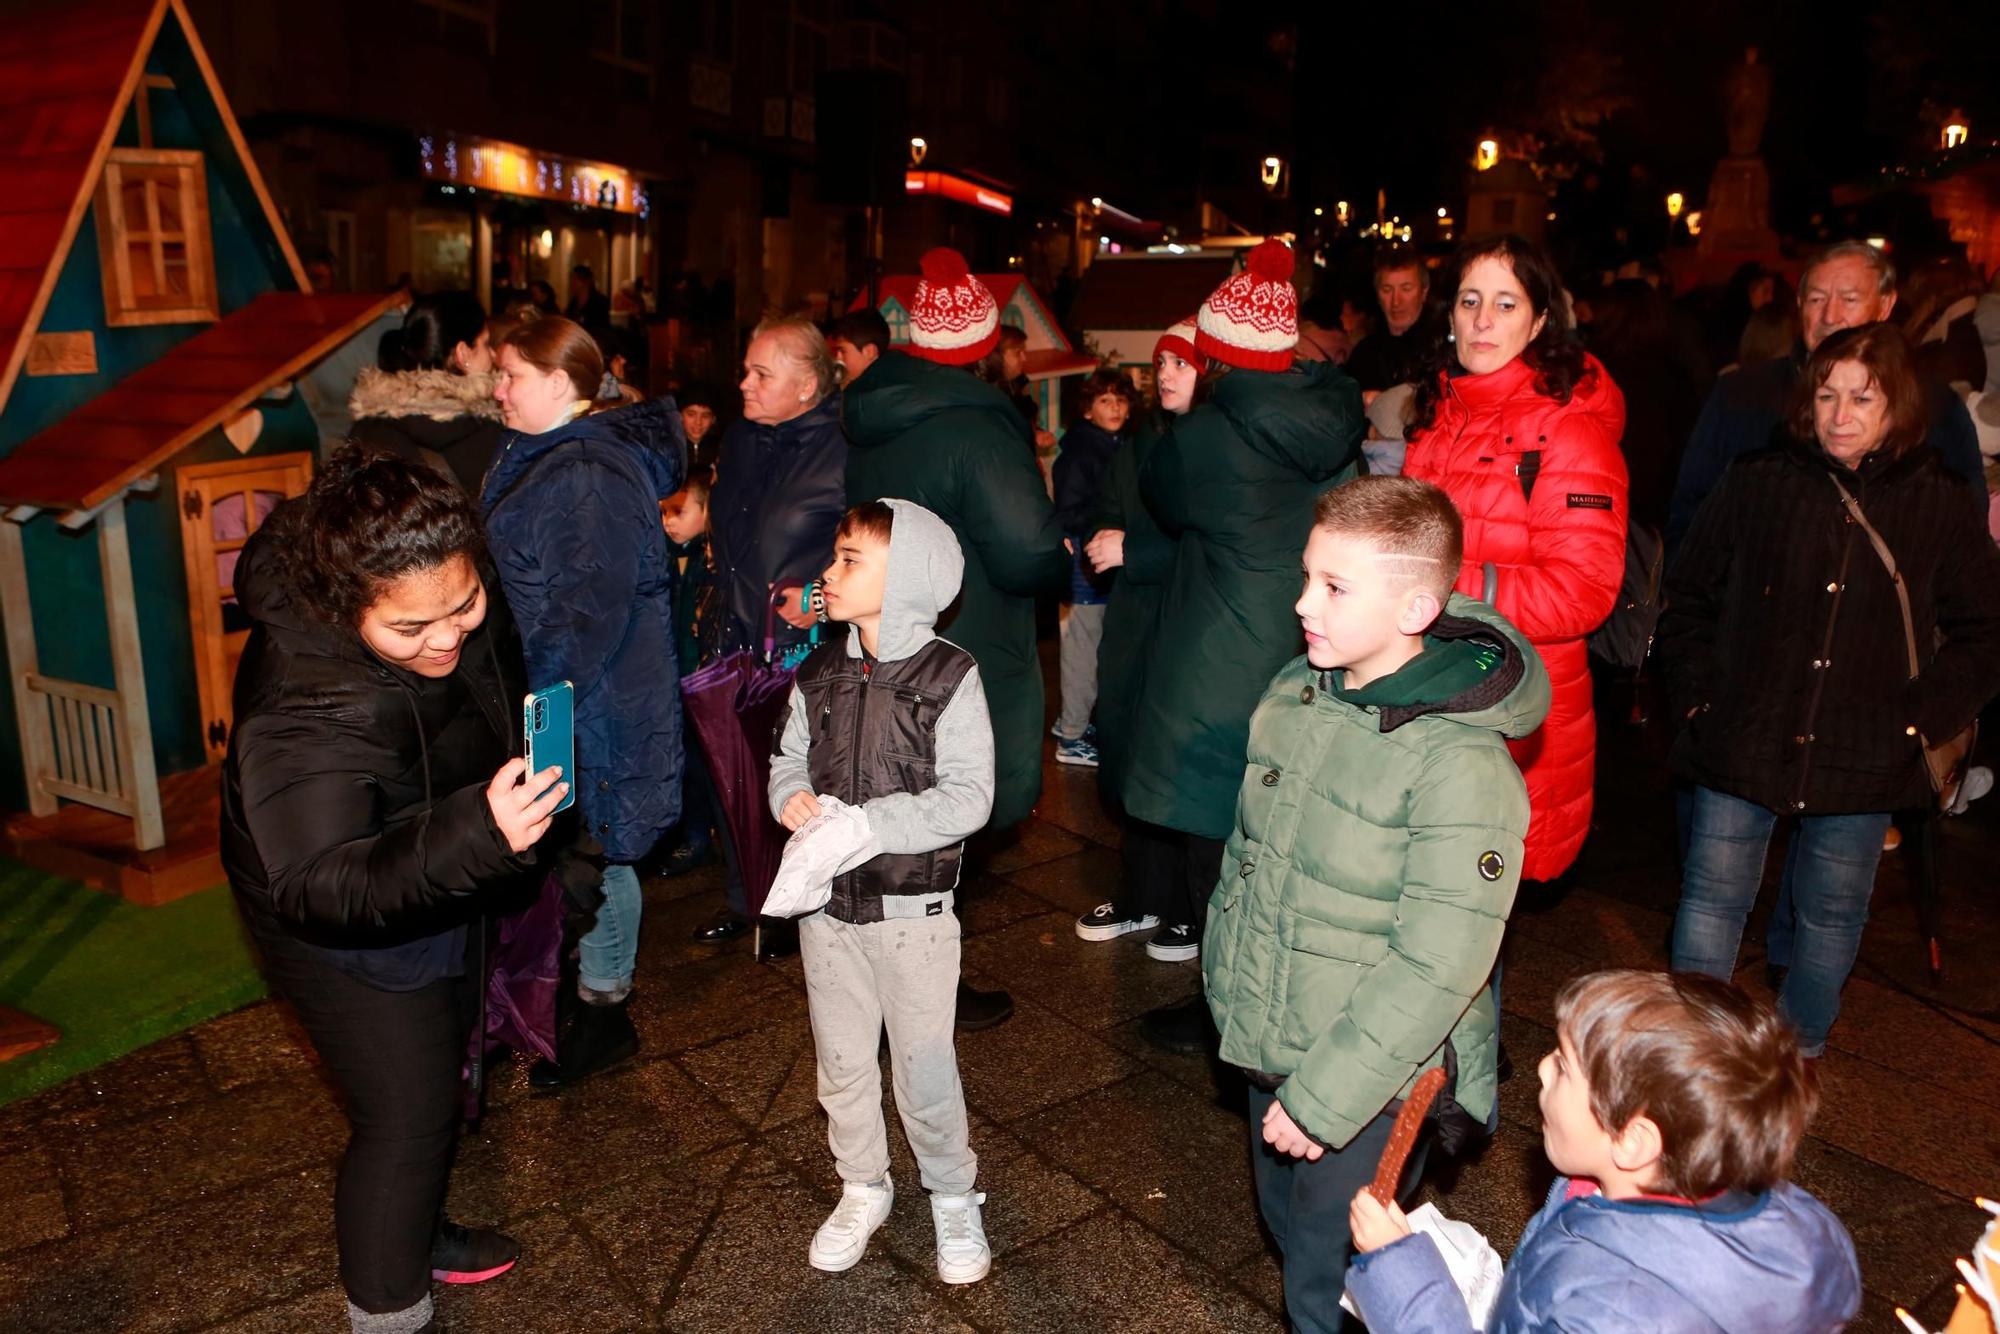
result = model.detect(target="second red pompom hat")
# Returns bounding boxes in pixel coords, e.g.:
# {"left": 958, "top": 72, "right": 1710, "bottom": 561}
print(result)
{"left": 907, "top": 246, "right": 1001, "bottom": 364}
{"left": 1194, "top": 238, "right": 1299, "bottom": 371}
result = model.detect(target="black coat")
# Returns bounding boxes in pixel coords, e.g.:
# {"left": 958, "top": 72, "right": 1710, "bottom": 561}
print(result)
{"left": 708, "top": 394, "right": 848, "bottom": 656}
{"left": 221, "top": 515, "right": 532, "bottom": 989}
{"left": 344, "top": 367, "right": 508, "bottom": 495}
{"left": 1658, "top": 434, "right": 2000, "bottom": 815}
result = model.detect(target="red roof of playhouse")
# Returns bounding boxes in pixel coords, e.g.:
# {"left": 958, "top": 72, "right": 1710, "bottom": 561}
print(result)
{"left": 0, "top": 0, "right": 168, "bottom": 409}
{"left": 857, "top": 274, "right": 1097, "bottom": 379}
{"left": 0, "top": 0, "right": 392, "bottom": 511}
{"left": 0, "top": 292, "right": 394, "bottom": 510}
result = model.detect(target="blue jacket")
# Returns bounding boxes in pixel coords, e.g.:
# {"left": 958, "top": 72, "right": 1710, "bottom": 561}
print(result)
{"left": 482, "top": 398, "right": 686, "bottom": 863}
{"left": 1052, "top": 419, "right": 1123, "bottom": 605}
{"left": 1666, "top": 345, "right": 1984, "bottom": 552}
{"left": 1346, "top": 1177, "right": 1862, "bottom": 1334}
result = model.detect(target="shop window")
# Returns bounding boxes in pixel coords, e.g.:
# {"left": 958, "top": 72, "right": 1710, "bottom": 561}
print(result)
{"left": 93, "top": 149, "right": 218, "bottom": 328}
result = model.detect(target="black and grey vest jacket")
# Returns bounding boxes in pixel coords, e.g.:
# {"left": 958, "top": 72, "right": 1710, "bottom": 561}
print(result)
{"left": 789, "top": 637, "right": 976, "bottom": 924}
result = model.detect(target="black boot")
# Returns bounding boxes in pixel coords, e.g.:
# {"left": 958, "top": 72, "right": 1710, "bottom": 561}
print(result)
{"left": 430, "top": 1220, "right": 520, "bottom": 1284}
{"left": 529, "top": 996, "right": 638, "bottom": 1089}
{"left": 954, "top": 980, "right": 1014, "bottom": 1031}
{"left": 1139, "top": 995, "right": 1212, "bottom": 1054}
{"left": 692, "top": 909, "right": 749, "bottom": 943}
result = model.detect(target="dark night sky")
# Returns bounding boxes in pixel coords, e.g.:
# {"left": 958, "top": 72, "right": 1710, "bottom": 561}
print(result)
{"left": 1044, "top": 1, "right": 2000, "bottom": 237}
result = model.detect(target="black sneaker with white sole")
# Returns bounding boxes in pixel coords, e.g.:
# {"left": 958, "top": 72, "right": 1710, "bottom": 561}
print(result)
{"left": 1075, "top": 903, "right": 1161, "bottom": 942}
{"left": 1146, "top": 924, "right": 1201, "bottom": 962}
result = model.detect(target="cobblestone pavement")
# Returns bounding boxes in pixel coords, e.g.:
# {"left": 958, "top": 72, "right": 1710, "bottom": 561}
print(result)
{"left": 1, "top": 685, "right": 1995, "bottom": 1332}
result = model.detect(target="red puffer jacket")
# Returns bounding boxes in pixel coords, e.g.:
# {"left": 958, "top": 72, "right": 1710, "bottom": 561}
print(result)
{"left": 1404, "top": 353, "right": 1627, "bottom": 881}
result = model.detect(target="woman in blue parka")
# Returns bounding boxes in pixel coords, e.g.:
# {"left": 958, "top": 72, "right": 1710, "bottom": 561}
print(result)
{"left": 483, "top": 314, "right": 684, "bottom": 1088}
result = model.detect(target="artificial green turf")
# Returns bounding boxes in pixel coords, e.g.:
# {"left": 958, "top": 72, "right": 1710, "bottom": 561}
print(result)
{"left": 0, "top": 857, "right": 265, "bottom": 1106}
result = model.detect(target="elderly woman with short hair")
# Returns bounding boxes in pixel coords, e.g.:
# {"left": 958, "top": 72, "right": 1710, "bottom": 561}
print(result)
{"left": 1662, "top": 321, "right": 2000, "bottom": 1058}
{"left": 695, "top": 315, "right": 849, "bottom": 941}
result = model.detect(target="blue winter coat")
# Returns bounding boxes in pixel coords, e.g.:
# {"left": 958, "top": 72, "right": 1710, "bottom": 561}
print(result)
{"left": 1346, "top": 1176, "right": 1862, "bottom": 1333}
{"left": 482, "top": 398, "right": 686, "bottom": 863}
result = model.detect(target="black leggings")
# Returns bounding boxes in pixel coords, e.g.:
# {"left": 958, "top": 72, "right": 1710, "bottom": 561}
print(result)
{"left": 1117, "top": 817, "right": 1226, "bottom": 933}
{"left": 258, "top": 934, "right": 472, "bottom": 1315}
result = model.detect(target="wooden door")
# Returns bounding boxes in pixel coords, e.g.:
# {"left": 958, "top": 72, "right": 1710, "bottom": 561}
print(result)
{"left": 177, "top": 454, "right": 312, "bottom": 763}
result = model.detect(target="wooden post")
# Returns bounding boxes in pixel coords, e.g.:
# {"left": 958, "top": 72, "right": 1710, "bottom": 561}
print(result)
{"left": 96, "top": 498, "right": 164, "bottom": 850}
{"left": 0, "top": 518, "right": 56, "bottom": 816}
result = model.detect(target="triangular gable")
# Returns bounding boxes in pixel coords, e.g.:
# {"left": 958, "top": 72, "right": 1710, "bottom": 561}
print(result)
{"left": 862, "top": 275, "right": 1073, "bottom": 354}
{"left": 0, "top": 0, "right": 306, "bottom": 424}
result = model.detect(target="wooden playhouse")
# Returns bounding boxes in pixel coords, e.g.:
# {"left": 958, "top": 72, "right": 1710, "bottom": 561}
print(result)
{"left": 0, "top": 0, "right": 394, "bottom": 913}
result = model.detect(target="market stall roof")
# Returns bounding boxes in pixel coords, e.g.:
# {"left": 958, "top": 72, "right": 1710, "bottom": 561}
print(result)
{"left": 0, "top": 0, "right": 309, "bottom": 420}
{"left": 0, "top": 291, "right": 394, "bottom": 511}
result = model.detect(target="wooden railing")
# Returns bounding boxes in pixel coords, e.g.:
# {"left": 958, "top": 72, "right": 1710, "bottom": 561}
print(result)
{"left": 22, "top": 673, "right": 133, "bottom": 815}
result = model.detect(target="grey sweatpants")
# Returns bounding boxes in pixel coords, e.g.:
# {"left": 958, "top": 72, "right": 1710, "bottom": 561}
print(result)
{"left": 1055, "top": 602, "right": 1106, "bottom": 740}
{"left": 799, "top": 910, "right": 977, "bottom": 1195}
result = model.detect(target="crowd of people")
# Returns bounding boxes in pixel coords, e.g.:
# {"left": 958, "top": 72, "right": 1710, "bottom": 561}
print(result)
{"left": 219, "top": 225, "right": 2000, "bottom": 1334}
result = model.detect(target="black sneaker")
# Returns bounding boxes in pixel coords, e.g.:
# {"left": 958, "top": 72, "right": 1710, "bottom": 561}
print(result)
{"left": 1146, "top": 924, "right": 1200, "bottom": 962}
{"left": 1076, "top": 903, "right": 1160, "bottom": 942}
{"left": 954, "top": 981, "right": 1014, "bottom": 1031}
{"left": 431, "top": 1221, "right": 519, "bottom": 1284}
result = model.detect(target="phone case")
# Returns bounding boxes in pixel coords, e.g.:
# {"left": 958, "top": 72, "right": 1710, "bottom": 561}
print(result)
{"left": 524, "top": 681, "right": 576, "bottom": 814}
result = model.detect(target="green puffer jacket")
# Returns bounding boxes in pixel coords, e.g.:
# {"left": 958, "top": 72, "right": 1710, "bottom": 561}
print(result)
{"left": 1088, "top": 416, "right": 1177, "bottom": 793}
{"left": 1117, "top": 360, "right": 1364, "bottom": 838}
{"left": 1203, "top": 596, "right": 1551, "bottom": 1150}
{"left": 844, "top": 351, "right": 1069, "bottom": 829}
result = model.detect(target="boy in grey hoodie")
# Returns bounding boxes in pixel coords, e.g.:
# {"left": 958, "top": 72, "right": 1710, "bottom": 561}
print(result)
{"left": 768, "top": 498, "right": 996, "bottom": 1284}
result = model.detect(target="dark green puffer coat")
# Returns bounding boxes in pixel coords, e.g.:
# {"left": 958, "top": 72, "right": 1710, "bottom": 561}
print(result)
{"left": 1088, "top": 417, "right": 1178, "bottom": 795}
{"left": 1116, "top": 360, "right": 1364, "bottom": 838}
{"left": 844, "top": 351, "right": 1069, "bottom": 829}
{"left": 1203, "top": 597, "right": 1551, "bottom": 1150}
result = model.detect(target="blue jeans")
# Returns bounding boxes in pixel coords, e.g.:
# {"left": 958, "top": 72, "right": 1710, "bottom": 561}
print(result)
{"left": 1670, "top": 787, "right": 1889, "bottom": 1056}
{"left": 1677, "top": 782, "right": 1799, "bottom": 970}
{"left": 579, "top": 862, "right": 642, "bottom": 993}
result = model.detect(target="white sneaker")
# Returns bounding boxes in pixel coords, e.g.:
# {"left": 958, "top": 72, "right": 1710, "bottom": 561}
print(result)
{"left": 930, "top": 1190, "right": 991, "bottom": 1284}
{"left": 1949, "top": 764, "right": 1994, "bottom": 816}
{"left": 810, "top": 1176, "right": 893, "bottom": 1272}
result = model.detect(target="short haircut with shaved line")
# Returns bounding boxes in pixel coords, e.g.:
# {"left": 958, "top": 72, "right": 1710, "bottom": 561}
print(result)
{"left": 1311, "top": 476, "right": 1463, "bottom": 603}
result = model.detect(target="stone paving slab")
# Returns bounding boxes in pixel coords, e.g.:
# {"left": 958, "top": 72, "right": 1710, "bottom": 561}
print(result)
{"left": 0, "top": 716, "right": 1993, "bottom": 1330}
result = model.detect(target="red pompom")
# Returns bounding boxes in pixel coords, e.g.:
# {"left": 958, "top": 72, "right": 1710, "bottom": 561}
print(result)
{"left": 1246, "top": 238, "right": 1293, "bottom": 282}
{"left": 920, "top": 246, "right": 971, "bottom": 285}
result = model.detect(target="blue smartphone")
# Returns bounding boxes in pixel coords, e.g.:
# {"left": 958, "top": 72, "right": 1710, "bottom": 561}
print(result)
{"left": 523, "top": 682, "right": 575, "bottom": 814}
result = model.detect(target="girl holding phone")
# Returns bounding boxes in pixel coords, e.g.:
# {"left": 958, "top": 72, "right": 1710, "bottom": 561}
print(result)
{"left": 223, "top": 446, "right": 566, "bottom": 1334}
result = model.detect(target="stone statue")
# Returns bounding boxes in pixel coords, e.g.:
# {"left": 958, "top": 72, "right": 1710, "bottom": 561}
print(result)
{"left": 1724, "top": 46, "right": 1771, "bottom": 158}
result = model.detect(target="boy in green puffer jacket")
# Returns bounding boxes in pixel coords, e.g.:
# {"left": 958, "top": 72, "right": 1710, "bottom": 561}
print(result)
{"left": 1203, "top": 476, "right": 1550, "bottom": 1333}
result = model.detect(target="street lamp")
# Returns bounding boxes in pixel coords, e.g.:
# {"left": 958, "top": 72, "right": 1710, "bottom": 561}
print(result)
{"left": 1475, "top": 138, "right": 1499, "bottom": 171}
{"left": 1943, "top": 119, "right": 1969, "bottom": 150}
{"left": 1666, "top": 191, "right": 1684, "bottom": 219}
{"left": 1260, "top": 156, "right": 1284, "bottom": 189}
{"left": 1335, "top": 200, "right": 1350, "bottom": 223}
{"left": 1685, "top": 211, "right": 1703, "bottom": 237}
{"left": 909, "top": 136, "right": 928, "bottom": 166}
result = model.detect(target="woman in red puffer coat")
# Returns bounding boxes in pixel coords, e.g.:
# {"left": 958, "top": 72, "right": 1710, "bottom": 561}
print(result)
{"left": 1404, "top": 234, "right": 1628, "bottom": 882}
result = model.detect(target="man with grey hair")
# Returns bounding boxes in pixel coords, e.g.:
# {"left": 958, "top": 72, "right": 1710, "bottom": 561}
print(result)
{"left": 1667, "top": 240, "right": 1983, "bottom": 549}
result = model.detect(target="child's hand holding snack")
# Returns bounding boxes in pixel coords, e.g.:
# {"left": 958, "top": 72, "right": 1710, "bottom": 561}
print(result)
{"left": 1348, "top": 1189, "right": 1414, "bottom": 1254}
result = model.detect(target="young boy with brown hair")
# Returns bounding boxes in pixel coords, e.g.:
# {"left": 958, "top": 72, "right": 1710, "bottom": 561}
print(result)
{"left": 1202, "top": 475, "right": 1550, "bottom": 1328}
{"left": 1347, "top": 969, "right": 1862, "bottom": 1332}
{"left": 767, "top": 499, "right": 997, "bottom": 1284}
{"left": 1049, "top": 368, "right": 1138, "bottom": 770}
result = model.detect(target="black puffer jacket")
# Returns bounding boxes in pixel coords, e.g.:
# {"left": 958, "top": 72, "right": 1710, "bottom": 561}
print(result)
{"left": 221, "top": 513, "right": 532, "bottom": 989}
{"left": 708, "top": 394, "right": 848, "bottom": 657}
{"left": 1659, "top": 433, "right": 2000, "bottom": 815}
{"left": 346, "top": 367, "right": 507, "bottom": 495}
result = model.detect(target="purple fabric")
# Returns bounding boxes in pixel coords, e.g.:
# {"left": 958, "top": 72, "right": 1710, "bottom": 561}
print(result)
{"left": 483, "top": 873, "right": 565, "bottom": 1063}
{"left": 682, "top": 650, "right": 796, "bottom": 917}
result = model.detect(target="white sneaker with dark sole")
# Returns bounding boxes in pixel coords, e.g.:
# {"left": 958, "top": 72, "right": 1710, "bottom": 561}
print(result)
{"left": 810, "top": 1176, "right": 894, "bottom": 1272}
{"left": 1146, "top": 924, "right": 1201, "bottom": 962}
{"left": 1076, "top": 903, "right": 1161, "bottom": 942}
{"left": 930, "top": 1191, "right": 991, "bottom": 1284}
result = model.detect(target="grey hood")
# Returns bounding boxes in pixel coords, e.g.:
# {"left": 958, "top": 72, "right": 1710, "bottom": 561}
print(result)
{"left": 856, "top": 498, "right": 964, "bottom": 662}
